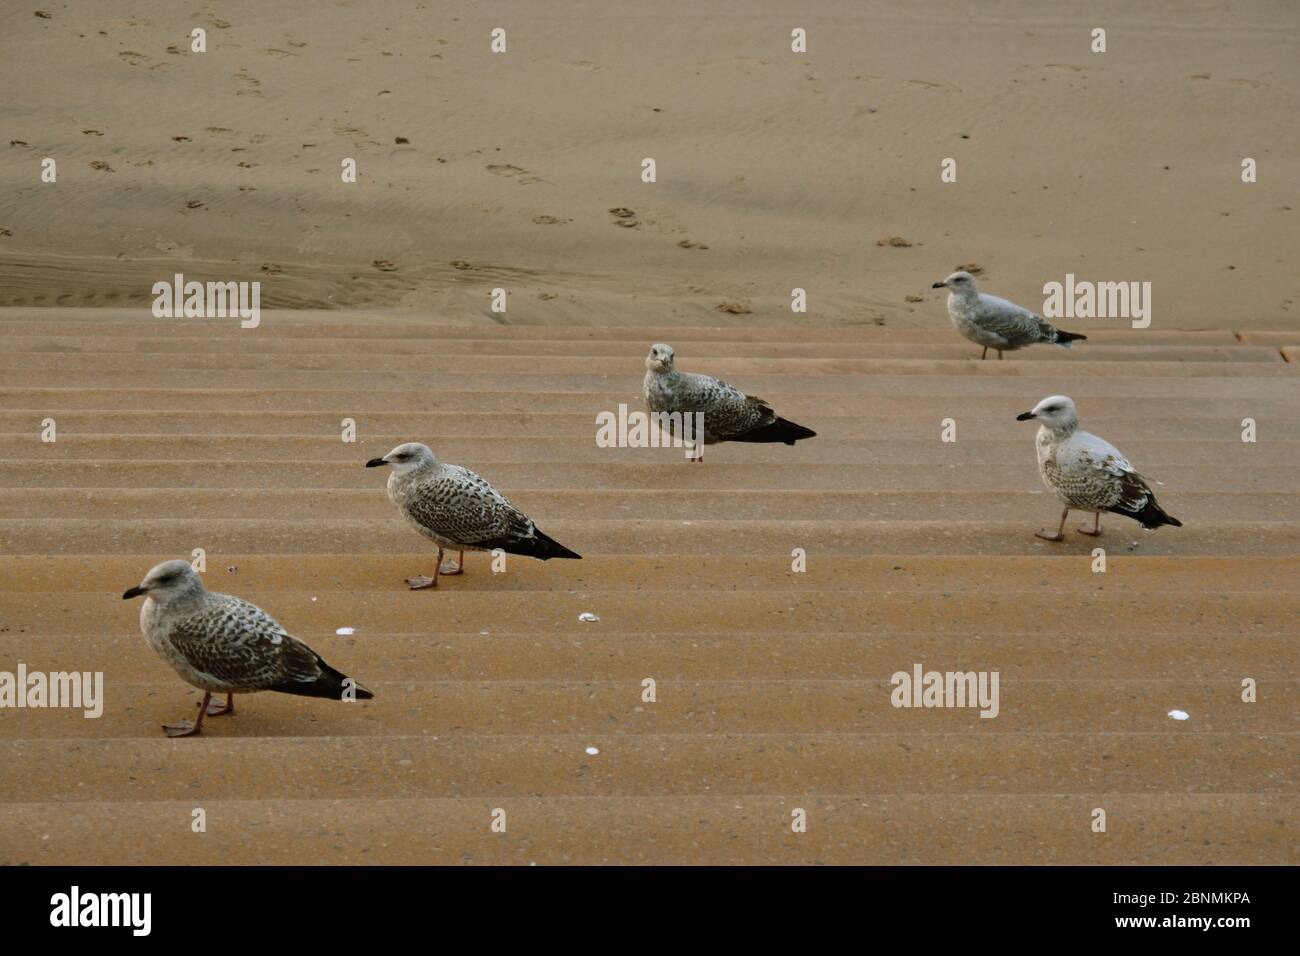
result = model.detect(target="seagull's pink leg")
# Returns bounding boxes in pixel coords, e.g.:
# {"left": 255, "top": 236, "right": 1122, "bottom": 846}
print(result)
{"left": 206, "top": 692, "right": 235, "bottom": 716}
{"left": 1079, "top": 513, "right": 1103, "bottom": 536}
{"left": 440, "top": 550, "right": 464, "bottom": 575}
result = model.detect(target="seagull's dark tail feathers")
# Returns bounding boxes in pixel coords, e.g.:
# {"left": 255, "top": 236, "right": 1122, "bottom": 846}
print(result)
{"left": 1116, "top": 496, "right": 1182, "bottom": 530}
{"left": 732, "top": 417, "right": 817, "bottom": 446}
{"left": 495, "top": 529, "right": 582, "bottom": 561}
{"left": 271, "top": 661, "right": 375, "bottom": 701}
{"left": 1053, "top": 328, "right": 1087, "bottom": 348}
{"left": 1139, "top": 505, "right": 1182, "bottom": 530}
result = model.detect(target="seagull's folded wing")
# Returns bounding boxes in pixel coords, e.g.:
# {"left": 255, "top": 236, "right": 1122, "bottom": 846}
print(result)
{"left": 167, "top": 599, "right": 321, "bottom": 689}
{"left": 973, "top": 295, "right": 1042, "bottom": 345}
{"left": 684, "top": 374, "right": 776, "bottom": 439}
{"left": 404, "top": 467, "right": 535, "bottom": 546}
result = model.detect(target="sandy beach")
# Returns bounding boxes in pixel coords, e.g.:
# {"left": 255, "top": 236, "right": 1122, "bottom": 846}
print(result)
{"left": 0, "top": 2, "right": 1296, "bottom": 866}
{"left": 3, "top": 1, "right": 1298, "bottom": 326}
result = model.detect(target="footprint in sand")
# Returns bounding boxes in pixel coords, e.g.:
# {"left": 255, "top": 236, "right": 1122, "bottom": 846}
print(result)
{"left": 82, "top": 129, "right": 103, "bottom": 136}
{"left": 608, "top": 207, "right": 639, "bottom": 228}
{"left": 956, "top": 262, "right": 984, "bottom": 275}
{"left": 372, "top": 260, "right": 398, "bottom": 272}
{"left": 532, "top": 215, "right": 570, "bottom": 225}
{"left": 487, "top": 163, "right": 547, "bottom": 185}
{"left": 877, "top": 236, "right": 913, "bottom": 247}
{"left": 717, "top": 301, "right": 752, "bottom": 315}
{"left": 235, "top": 69, "right": 262, "bottom": 96}
{"left": 185, "top": 200, "right": 205, "bottom": 209}
{"left": 677, "top": 239, "right": 709, "bottom": 250}
{"left": 260, "top": 264, "right": 284, "bottom": 275}
{"left": 89, "top": 161, "right": 113, "bottom": 172}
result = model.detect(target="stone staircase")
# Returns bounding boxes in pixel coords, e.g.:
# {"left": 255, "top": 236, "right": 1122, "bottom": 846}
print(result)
{"left": 0, "top": 309, "right": 1294, "bottom": 864}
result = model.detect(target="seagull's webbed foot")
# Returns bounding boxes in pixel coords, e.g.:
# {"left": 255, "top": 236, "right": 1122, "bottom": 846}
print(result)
{"left": 164, "top": 692, "right": 211, "bottom": 737}
{"left": 439, "top": 550, "right": 464, "bottom": 576}
{"left": 163, "top": 720, "right": 201, "bottom": 738}
{"left": 407, "top": 575, "right": 438, "bottom": 590}
{"left": 206, "top": 693, "right": 235, "bottom": 717}
{"left": 1036, "top": 508, "right": 1069, "bottom": 542}
{"left": 1078, "top": 514, "right": 1103, "bottom": 536}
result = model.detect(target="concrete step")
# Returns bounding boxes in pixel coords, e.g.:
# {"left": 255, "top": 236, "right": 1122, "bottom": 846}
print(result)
{"left": 5, "top": 554, "right": 1295, "bottom": 594}
{"left": 0, "top": 488, "right": 1292, "bottom": 522}
{"left": 2, "top": 678, "right": 1291, "bottom": 738}
{"left": 2, "top": 434, "right": 1296, "bottom": 467}
{"left": 6, "top": 388, "right": 1294, "bottom": 415}
{"left": 3, "top": 364, "right": 1296, "bottom": 390}
{"left": 0, "top": 345, "right": 1285, "bottom": 368}
{"left": 3, "top": 409, "right": 1299, "bottom": 440}
{"left": 0, "top": 460, "right": 1292, "bottom": 492}
{"left": 7, "top": 629, "right": 1294, "bottom": 681}
{"left": 4, "top": 587, "right": 1292, "bottom": 637}
{"left": 1, "top": 518, "right": 1295, "bottom": 556}
{"left": 2, "top": 794, "right": 1291, "bottom": 865}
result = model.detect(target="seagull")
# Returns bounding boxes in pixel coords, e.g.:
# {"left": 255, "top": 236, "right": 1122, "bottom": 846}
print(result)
{"left": 367, "top": 441, "right": 581, "bottom": 589}
{"left": 932, "top": 271, "right": 1086, "bottom": 359}
{"left": 643, "top": 343, "right": 816, "bottom": 462}
{"left": 1016, "top": 395, "right": 1182, "bottom": 540}
{"left": 122, "top": 559, "right": 373, "bottom": 737}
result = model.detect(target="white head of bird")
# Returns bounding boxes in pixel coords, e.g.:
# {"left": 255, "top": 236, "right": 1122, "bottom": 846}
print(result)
{"left": 645, "top": 343, "right": 675, "bottom": 373}
{"left": 1016, "top": 395, "right": 1080, "bottom": 434}
{"left": 366, "top": 441, "right": 438, "bottom": 475}
{"left": 122, "top": 559, "right": 205, "bottom": 605}
{"left": 932, "top": 271, "right": 978, "bottom": 296}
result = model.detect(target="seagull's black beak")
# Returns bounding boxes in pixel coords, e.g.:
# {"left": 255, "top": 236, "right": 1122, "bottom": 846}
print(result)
{"left": 365, "top": 458, "right": 389, "bottom": 468}
{"left": 122, "top": 586, "right": 146, "bottom": 600}
{"left": 1015, "top": 412, "right": 1036, "bottom": 421}
{"left": 931, "top": 281, "right": 946, "bottom": 289}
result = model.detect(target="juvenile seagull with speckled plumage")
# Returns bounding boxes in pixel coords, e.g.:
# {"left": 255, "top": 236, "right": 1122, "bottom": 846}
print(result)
{"left": 1017, "top": 395, "right": 1182, "bottom": 541}
{"left": 933, "top": 271, "right": 1086, "bottom": 359}
{"left": 367, "top": 441, "right": 580, "bottom": 589}
{"left": 122, "top": 560, "right": 373, "bottom": 737}
{"left": 642, "top": 344, "right": 816, "bottom": 461}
